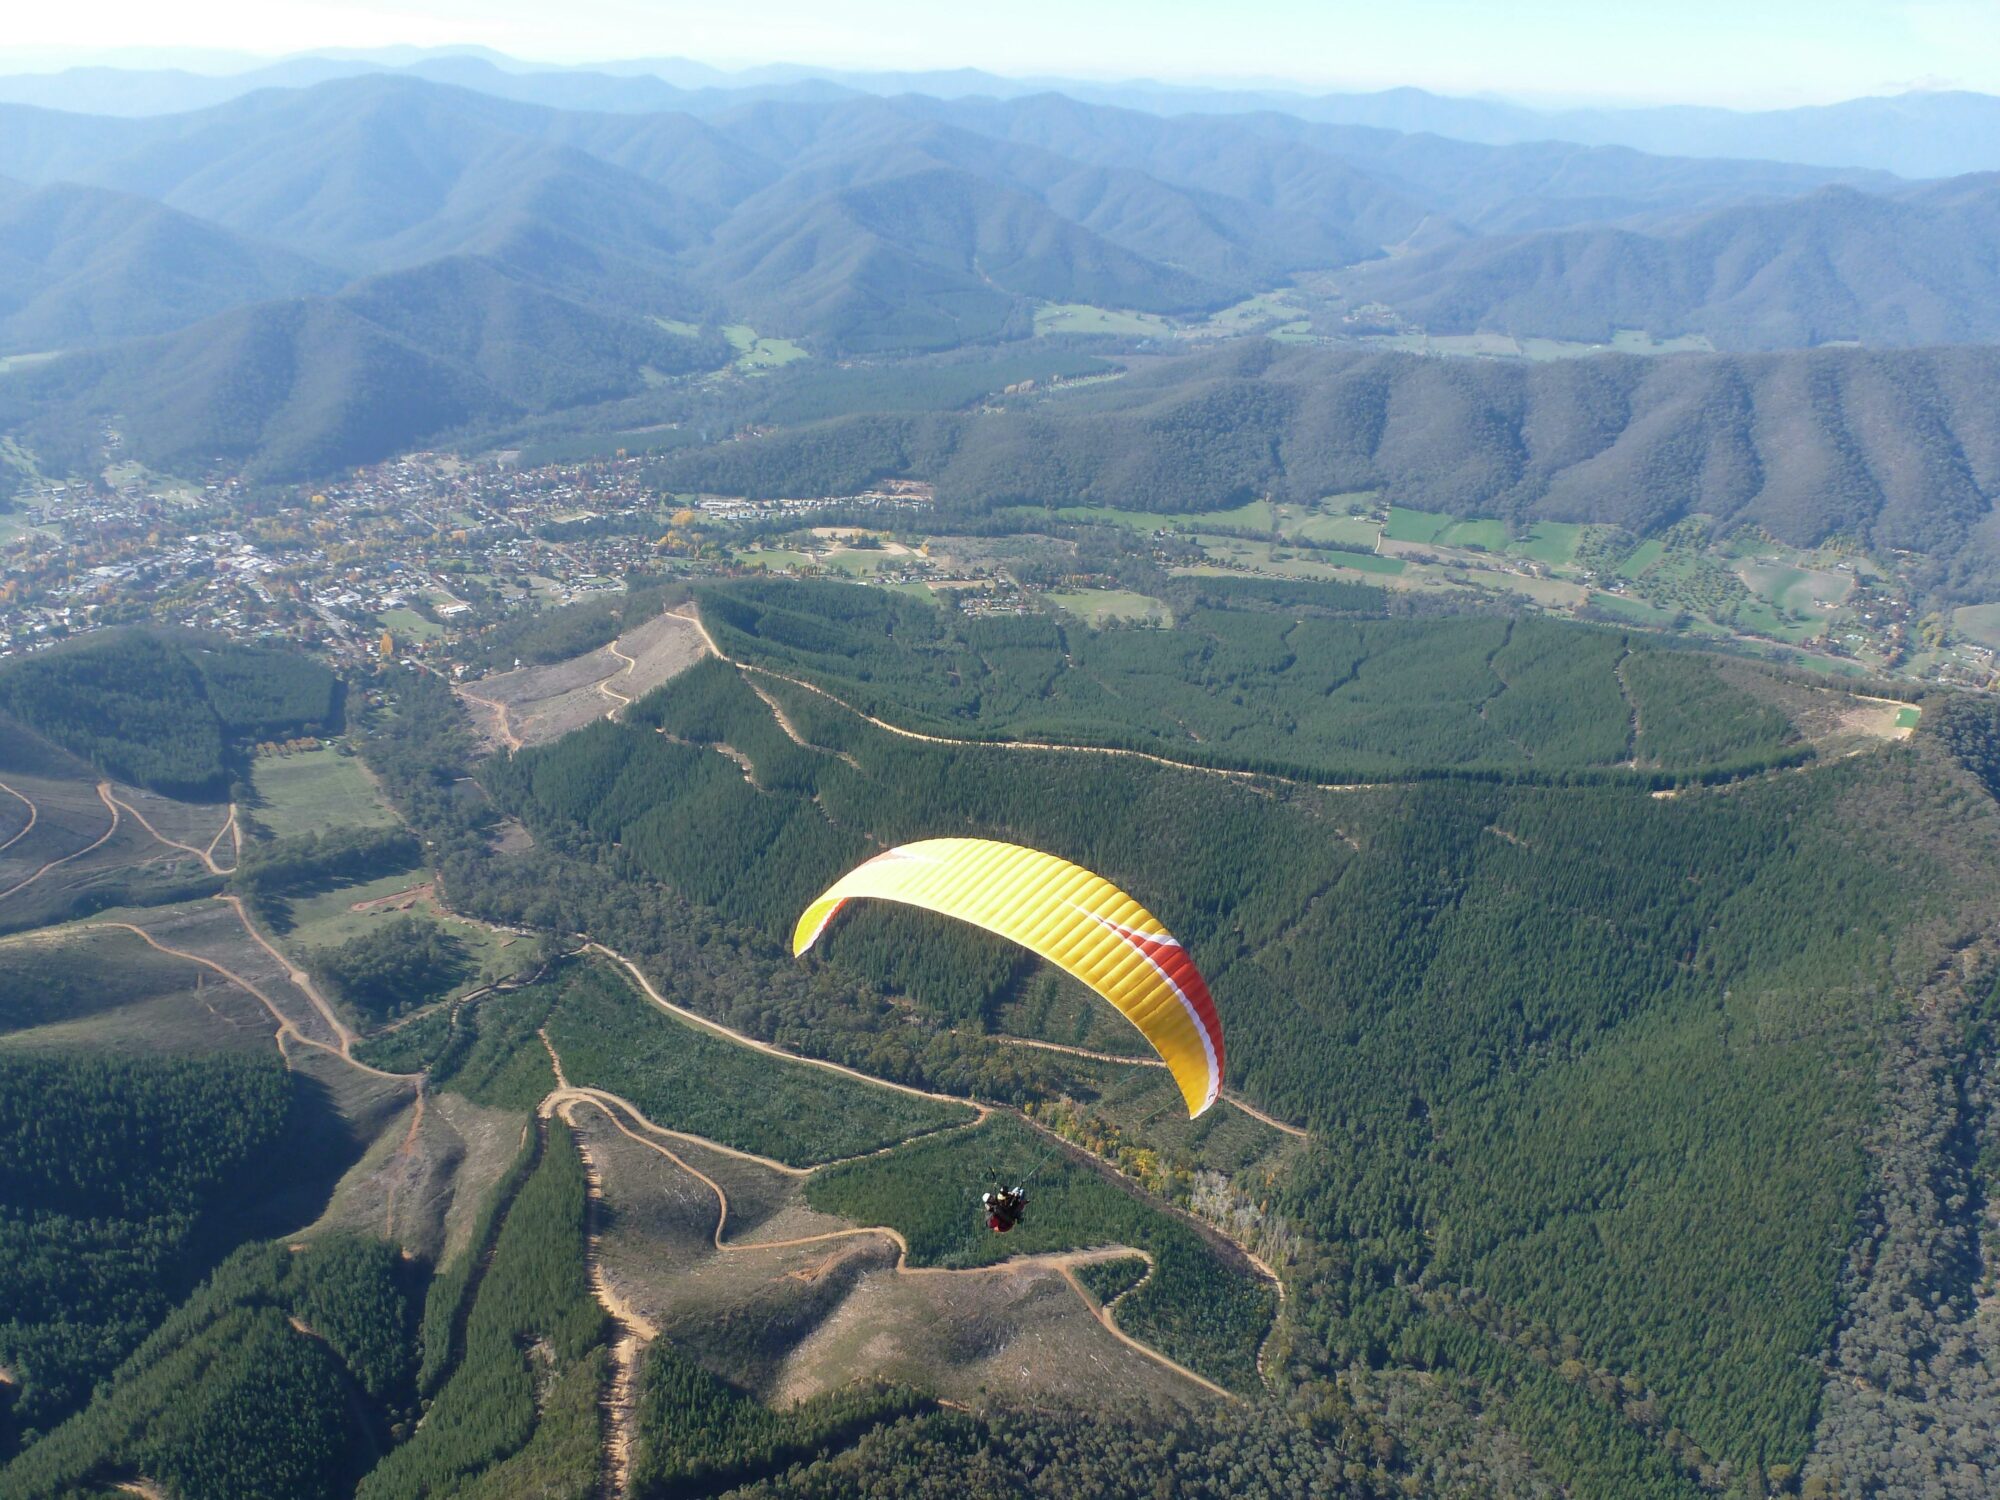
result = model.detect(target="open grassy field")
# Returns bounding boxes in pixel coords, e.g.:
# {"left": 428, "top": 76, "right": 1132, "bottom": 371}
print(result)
{"left": 819, "top": 548, "right": 897, "bottom": 576}
{"left": 1384, "top": 507, "right": 1510, "bottom": 551}
{"left": 723, "top": 324, "right": 809, "bottom": 369}
{"left": 1587, "top": 591, "right": 1680, "bottom": 625}
{"left": 1051, "top": 499, "right": 1277, "bottom": 533}
{"left": 1033, "top": 303, "right": 1172, "bottom": 337}
{"left": 1183, "top": 291, "right": 1310, "bottom": 337}
{"left": 1737, "top": 562, "right": 1853, "bottom": 616}
{"left": 1617, "top": 539, "right": 1668, "bottom": 578}
{"left": 1045, "top": 589, "right": 1171, "bottom": 626}
{"left": 378, "top": 607, "right": 442, "bottom": 643}
{"left": 250, "top": 748, "right": 397, "bottom": 841}
{"left": 737, "top": 548, "right": 813, "bottom": 571}
{"left": 1514, "top": 521, "right": 1588, "bottom": 566}
{"left": 1954, "top": 603, "right": 2000, "bottom": 650}
{"left": 1188, "top": 536, "right": 1407, "bottom": 577}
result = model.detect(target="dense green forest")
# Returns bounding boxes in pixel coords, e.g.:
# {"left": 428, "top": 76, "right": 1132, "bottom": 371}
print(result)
{"left": 358, "top": 1122, "right": 607, "bottom": 1500}
{"left": 719, "top": 1405, "right": 1377, "bottom": 1499}
{"left": 462, "top": 601, "right": 2000, "bottom": 1490}
{"left": 1, "top": 1235, "right": 419, "bottom": 1500}
{"left": 0, "top": 1051, "right": 298, "bottom": 1447}
{"left": 690, "top": 580, "right": 1806, "bottom": 782}
{"left": 0, "top": 629, "right": 339, "bottom": 798}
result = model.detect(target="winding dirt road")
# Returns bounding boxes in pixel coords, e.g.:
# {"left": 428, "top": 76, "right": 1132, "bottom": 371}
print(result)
{"left": 0, "top": 781, "right": 120, "bottom": 903}
{"left": 103, "top": 789, "right": 237, "bottom": 876}
{"left": 598, "top": 641, "right": 637, "bottom": 718}
{"left": 551, "top": 1087, "right": 1236, "bottom": 1403}
{"left": 458, "top": 689, "right": 523, "bottom": 753}
{"left": 0, "top": 777, "right": 37, "bottom": 854}
{"left": 681, "top": 604, "right": 1387, "bottom": 796}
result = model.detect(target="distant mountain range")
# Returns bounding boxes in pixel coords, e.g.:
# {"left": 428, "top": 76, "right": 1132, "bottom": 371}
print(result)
{"left": 2, "top": 68, "right": 2000, "bottom": 484}
{"left": 3, "top": 49, "right": 1998, "bottom": 176}
{"left": 1337, "top": 175, "right": 2000, "bottom": 350}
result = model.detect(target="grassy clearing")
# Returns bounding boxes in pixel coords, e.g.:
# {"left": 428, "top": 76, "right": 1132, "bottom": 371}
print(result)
{"left": 1033, "top": 303, "right": 1172, "bottom": 338}
{"left": 1052, "top": 499, "right": 1276, "bottom": 533}
{"left": 1383, "top": 507, "right": 1510, "bottom": 551}
{"left": 1184, "top": 291, "right": 1309, "bottom": 336}
{"left": 820, "top": 549, "right": 895, "bottom": 576}
{"left": 1588, "top": 591, "right": 1680, "bottom": 625}
{"left": 723, "top": 324, "right": 809, "bottom": 369}
{"left": 250, "top": 748, "right": 397, "bottom": 841}
{"left": 736, "top": 548, "right": 813, "bottom": 571}
{"left": 1288, "top": 511, "right": 1381, "bottom": 547}
{"left": 1953, "top": 603, "right": 2000, "bottom": 650}
{"left": 1045, "top": 590, "right": 1171, "bottom": 626}
{"left": 1193, "top": 537, "right": 1405, "bottom": 578}
{"left": 1514, "top": 521, "right": 1587, "bottom": 566}
{"left": 378, "top": 608, "right": 442, "bottom": 643}
{"left": 1617, "top": 539, "right": 1667, "bottom": 579}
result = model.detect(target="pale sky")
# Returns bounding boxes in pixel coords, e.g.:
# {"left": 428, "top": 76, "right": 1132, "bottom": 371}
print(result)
{"left": 6, "top": 0, "right": 2000, "bottom": 106}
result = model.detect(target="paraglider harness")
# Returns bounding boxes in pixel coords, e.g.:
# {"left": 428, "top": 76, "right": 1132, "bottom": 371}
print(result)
{"left": 982, "top": 1186, "right": 1027, "bottom": 1234}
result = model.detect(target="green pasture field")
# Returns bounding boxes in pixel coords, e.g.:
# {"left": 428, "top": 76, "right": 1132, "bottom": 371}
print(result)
{"left": 1190, "top": 536, "right": 1406, "bottom": 577}
{"left": 723, "top": 324, "right": 809, "bottom": 368}
{"left": 1044, "top": 589, "right": 1171, "bottom": 626}
{"left": 737, "top": 548, "right": 814, "bottom": 571}
{"left": 1587, "top": 592, "right": 1680, "bottom": 625}
{"left": 1616, "top": 539, "right": 1667, "bottom": 578}
{"left": 378, "top": 607, "right": 442, "bottom": 642}
{"left": 1287, "top": 511, "right": 1382, "bottom": 547}
{"left": 250, "top": 748, "right": 398, "bottom": 841}
{"left": 1184, "top": 291, "right": 1308, "bottom": 336}
{"left": 1513, "top": 521, "right": 1587, "bottom": 566}
{"left": 1953, "top": 603, "right": 2000, "bottom": 650}
{"left": 1384, "top": 507, "right": 1510, "bottom": 551}
{"left": 820, "top": 549, "right": 895, "bottom": 576}
{"left": 1051, "top": 499, "right": 1276, "bottom": 532}
{"left": 1033, "top": 303, "right": 1172, "bottom": 338}
{"left": 1896, "top": 706, "right": 1922, "bottom": 730}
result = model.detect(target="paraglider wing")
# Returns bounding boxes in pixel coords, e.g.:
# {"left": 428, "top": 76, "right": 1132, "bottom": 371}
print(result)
{"left": 792, "top": 838, "right": 1223, "bottom": 1116}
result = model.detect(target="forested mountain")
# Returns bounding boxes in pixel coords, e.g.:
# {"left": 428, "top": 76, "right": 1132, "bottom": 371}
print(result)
{"left": 0, "top": 176, "right": 341, "bottom": 353}
{"left": 0, "top": 75, "right": 1895, "bottom": 358}
{"left": 1339, "top": 175, "right": 2000, "bottom": 349}
{"left": 0, "top": 68, "right": 1993, "bottom": 563}
{"left": 0, "top": 255, "right": 719, "bottom": 480}
{"left": 0, "top": 629, "right": 339, "bottom": 797}
{"left": 656, "top": 339, "right": 2000, "bottom": 603}
{"left": 6, "top": 51, "right": 1997, "bottom": 177}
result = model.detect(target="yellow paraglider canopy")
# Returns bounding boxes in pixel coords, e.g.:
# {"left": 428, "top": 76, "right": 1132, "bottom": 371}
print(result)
{"left": 793, "top": 838, "right": 1224, "bottom": 1116}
